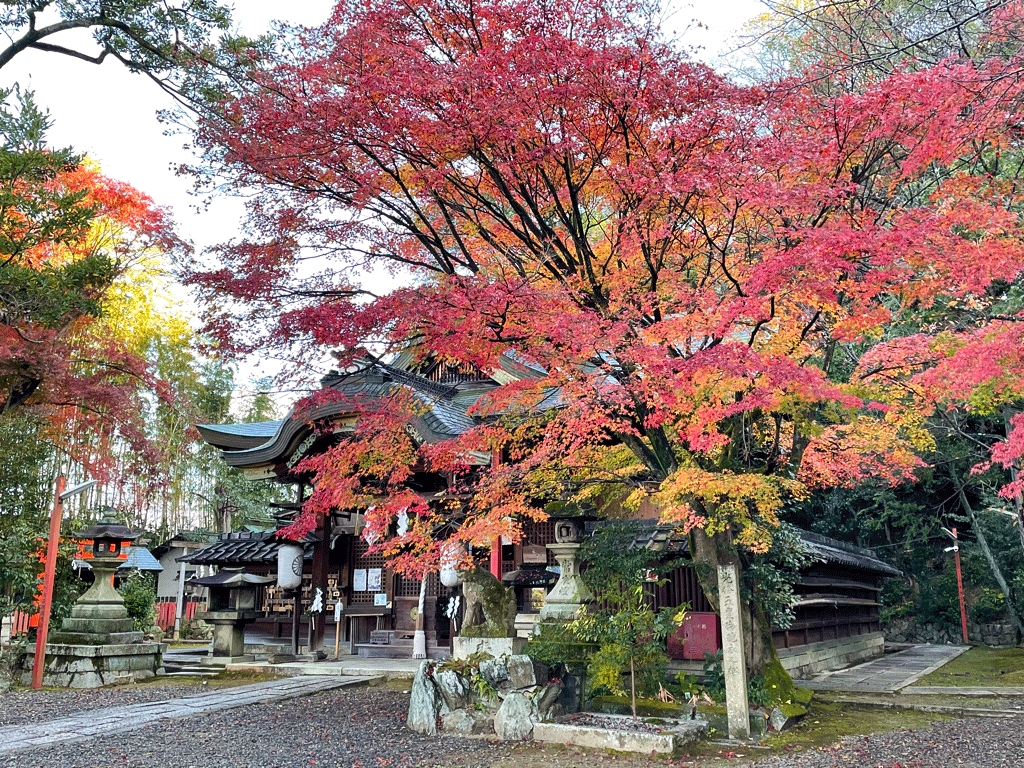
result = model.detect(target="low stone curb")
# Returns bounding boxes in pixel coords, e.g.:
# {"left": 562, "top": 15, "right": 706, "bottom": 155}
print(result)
{"left": 901, "top": 686, "right": 1024, "bottom": 697}
{"left": 816, "top": 693, "right": 1024, "bottom": 719}
{"left": 533, "top": 721, "right": 676, "bottom": 754}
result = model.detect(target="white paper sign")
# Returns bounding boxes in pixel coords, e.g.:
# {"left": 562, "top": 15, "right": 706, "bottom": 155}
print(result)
{"left": 367, "top": 568, "right": 382, "bottom": 592}
{"left": 374, "top": 592, "right": 388, "bottom": 607}
{"left": 334, "top": 601, "right": 343, "bottom": 622}
{"left": 353, "top": 569, "right": 367, "bottom": 591}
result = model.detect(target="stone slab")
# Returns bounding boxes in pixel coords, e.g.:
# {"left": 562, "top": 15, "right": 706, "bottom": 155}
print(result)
{"left": 451, "top": 636, "right": 525, "bottom": 659}
{"left": 534, "top": 721, "right": 676, "bottom": 754}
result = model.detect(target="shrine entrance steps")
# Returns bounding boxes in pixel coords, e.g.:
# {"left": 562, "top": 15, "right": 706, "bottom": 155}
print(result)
{"left": 355, "top": 631, "right": 450, "bottom": 659}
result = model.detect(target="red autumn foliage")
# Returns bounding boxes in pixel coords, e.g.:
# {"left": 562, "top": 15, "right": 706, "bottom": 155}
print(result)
{"left": 1, "top": 159, "right": 186, "bottom": 482}
{"left": 185, "top": 0, "right": 1024, "bottom": 584}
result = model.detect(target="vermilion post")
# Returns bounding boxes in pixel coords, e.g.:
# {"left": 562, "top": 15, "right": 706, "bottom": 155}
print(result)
{"left": 32, "top": 476, "right": 66, "bottom": 689}
{"left": 490, "top": 450, "right": 502, "bottom": 579}
{"left": 952, "top": 527, "right": 969, "bottom": 645}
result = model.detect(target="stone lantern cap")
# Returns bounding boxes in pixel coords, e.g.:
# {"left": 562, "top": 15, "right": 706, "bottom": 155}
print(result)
{"left": 74, "top": 507, "right": 141, "bottom": 543}
{"left": 188, "top": 569, "right": 276, "bottom": 589}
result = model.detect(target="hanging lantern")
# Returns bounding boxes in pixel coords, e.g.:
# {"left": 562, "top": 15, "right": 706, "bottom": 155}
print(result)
{"left": 277, "top": 543, "right": 304, "bottom": 590}
{"left": 439, "top": 540, "right": 465, "bottom": 588}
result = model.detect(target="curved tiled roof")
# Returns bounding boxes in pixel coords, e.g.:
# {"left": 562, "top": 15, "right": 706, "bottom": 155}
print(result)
{"left": 601, "top": 520, "right": 900, "bottom": 578}
{"left": 179, "top": 530, "right": 317, "bottom": 566}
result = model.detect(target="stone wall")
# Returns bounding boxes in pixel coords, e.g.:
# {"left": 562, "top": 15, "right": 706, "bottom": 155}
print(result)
{"left": 885, "top": 618, "right": 1021, "bottom": 647}
{"left": 777, "top": 632, "right": 886, "bottom": 677}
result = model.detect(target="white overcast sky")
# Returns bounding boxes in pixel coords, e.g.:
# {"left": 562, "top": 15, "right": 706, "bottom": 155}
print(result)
{"left": 3, "top": 0, "right": 766, "bottom": 390}
{"left": 5, "top": 1, "right": 765, "bottom": 254}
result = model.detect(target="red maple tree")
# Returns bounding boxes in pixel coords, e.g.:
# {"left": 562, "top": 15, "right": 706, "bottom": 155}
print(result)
{"left": 1, "top": 143, "right": 186, "bottom": 481}
{"left": 185, "top": 0, "right": 1024, "bottom": 673}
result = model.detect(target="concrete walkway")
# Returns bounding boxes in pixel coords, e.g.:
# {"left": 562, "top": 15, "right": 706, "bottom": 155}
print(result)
{"left": 796, "top": 644, "right": 971, "bottom": 693}
{"left": 0, "top": 674, "right": 377, "bottom": 756}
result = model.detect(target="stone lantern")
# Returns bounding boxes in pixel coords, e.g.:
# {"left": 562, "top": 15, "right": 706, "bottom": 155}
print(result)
{"left": 29, "top": 508, "right": 163, "bottom": 688}
{"left": 191, "top": 568, "right": 275, "bottom": 662}
{"left": 539, "top": 507, "right": 594, "bottom": 621}
{"left": 53, "top": 508, "right": 142, "bottom": 644}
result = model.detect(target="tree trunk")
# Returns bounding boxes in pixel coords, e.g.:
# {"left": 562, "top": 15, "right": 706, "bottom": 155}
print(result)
{"left": 689, "top": 527, "right": 776, "bottom": 676}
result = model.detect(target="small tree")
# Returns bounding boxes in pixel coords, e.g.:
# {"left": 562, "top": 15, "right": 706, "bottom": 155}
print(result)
{"left": 570, "top": 521, "right": 686, "bottom": 718}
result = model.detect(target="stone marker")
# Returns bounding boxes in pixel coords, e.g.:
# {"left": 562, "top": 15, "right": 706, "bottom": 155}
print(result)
{"left": 406, "top": 661, "right": 440, "bottom": 735}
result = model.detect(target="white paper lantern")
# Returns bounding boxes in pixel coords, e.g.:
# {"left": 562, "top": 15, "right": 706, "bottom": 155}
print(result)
{"left": 439, "top": 540, "right": 465, "bottom": 588}
{"left": 277, "top": 543, "right": 304, "bottom": 590}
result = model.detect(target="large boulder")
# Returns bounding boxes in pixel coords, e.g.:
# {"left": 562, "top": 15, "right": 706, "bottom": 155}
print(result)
{"left": 442, "top": 709, "right": 493, "bottom": 735}
{"left": 435, "top": 668, "right": 471, "bottom": 711}
{"left": 506, "top": 655, "right": 547, "bottom": 689}
{"left": 494, "top": 690, "right": 538, "bottom": 741}
{"left": 478, "top": 657, "right": 510, "bottom": 689}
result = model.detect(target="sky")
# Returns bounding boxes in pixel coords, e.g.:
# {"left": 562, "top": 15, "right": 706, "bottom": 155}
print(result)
{"left": 3, "top": 0, "right": 767, "bottom": 391}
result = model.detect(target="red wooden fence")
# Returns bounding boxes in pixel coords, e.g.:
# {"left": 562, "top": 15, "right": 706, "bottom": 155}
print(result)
{"left": 156, "top": 599, "right": 202, "bottom": 632}
{"left": 7, "top": 600, "right": 203, "bottom": 638}
{"left": 8, "top": 610, "right": 34, "bottom": 637}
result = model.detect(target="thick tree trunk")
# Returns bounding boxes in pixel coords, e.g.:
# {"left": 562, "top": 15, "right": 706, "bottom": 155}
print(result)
{"left": 689, "top": 527, "right": 776, "bottom": 676}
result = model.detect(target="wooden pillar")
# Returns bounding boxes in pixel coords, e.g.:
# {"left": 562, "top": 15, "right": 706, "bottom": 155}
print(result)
{"left": 310, "top": 510, "right": 330, "bottom": 652}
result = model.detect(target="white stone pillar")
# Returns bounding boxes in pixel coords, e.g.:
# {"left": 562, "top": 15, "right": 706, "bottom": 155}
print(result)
{"left": 173, "top": 557, "right": 187, "bottom": 640}
{"left": 717, "top": 562, "right": 750, "bottom": 740}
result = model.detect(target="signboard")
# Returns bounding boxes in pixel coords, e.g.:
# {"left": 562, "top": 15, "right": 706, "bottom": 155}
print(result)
{"left": 522, "top": 544, "right": 547, "bottom": 564}
{"left": 374, "top": 593, "right": 388, "bottom": 607}
{"left": 353, "top": 569, "right": 367, "bottom": 592}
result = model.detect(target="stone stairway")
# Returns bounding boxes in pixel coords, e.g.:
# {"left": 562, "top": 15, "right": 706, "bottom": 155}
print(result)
{"left": 355, "top": 631, "right": 450, "bottom": 659}
{"left": 162, "top": 648, "right": 223, "bottom": 677}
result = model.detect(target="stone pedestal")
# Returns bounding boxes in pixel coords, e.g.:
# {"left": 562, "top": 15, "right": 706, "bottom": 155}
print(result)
{"left": 23, "top": 641, "right": 164, "bottom": 688}
{"left": 539, "top": 542, "right": 591, "bottom": 621}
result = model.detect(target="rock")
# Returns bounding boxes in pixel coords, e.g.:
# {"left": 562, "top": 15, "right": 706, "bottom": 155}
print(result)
{"left": 506, "top": 655, "right": 547, "bottom": 689}
{"left": 478, "top": 657, "right": 510, "bottom": 688}
{"left": 535, "top": 680, "right": 563, "bottom": 720}
{"left": 556, "top": 667, "right": 584, "bottom": 713}
{"left": 770, "top": 703, "right": 807, "bottom": 732}
{"left": 494, "top": 690, "right": 538, "bottom": 741}
{"left": 435, "top": 669, "right": 471, "bottom": 711}
{"left": 406, "top": 661, "right": 440, "bottom": 735}
{"left": 442, "top": 708, "right": 493, "bottom": 735}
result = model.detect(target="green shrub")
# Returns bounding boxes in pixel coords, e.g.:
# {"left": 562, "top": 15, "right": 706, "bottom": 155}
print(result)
{"left": 117, "top": 570, "right": 156, "bottom": 632}
{"left": 971, "top": 588, "right": 1007, "bottom": 624}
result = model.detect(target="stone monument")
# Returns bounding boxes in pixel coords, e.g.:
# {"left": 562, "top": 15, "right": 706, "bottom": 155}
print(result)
{"left": 25, "top": 509, "right": 163, "bottom": 688}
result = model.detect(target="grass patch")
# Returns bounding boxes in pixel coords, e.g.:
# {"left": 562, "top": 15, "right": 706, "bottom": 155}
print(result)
{"left": 751, "top": 701, "right": 954, "bottom": 754}
{"left": 916, "top": 647, "right": 1024, "bottom": 687}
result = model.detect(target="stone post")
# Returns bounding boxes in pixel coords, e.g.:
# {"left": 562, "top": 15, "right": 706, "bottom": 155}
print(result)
{"left": 717, "top": 562, "right": 750, "bottom": 740}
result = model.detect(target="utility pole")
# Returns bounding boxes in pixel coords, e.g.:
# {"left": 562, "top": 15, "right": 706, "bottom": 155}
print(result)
{"left": 942, "top": 527, "right": 969, "bottom": 645}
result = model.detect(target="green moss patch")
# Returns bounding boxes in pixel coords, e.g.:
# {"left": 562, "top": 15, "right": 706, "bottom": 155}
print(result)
{"left": 915, "top": 647, "right": 1024, "bottom": 687}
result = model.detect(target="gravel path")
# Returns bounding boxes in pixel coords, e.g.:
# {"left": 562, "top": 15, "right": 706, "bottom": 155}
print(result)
{"left": 0, "top": 681, "right": 210, "bottom": 726}
{"left": 1, "top": 684, "right": 1022, "bottom": 768}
